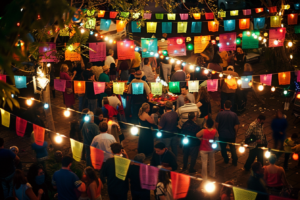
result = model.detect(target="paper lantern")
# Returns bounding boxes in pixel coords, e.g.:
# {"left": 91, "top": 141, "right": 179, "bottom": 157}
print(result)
{"left": 283, "top": 4, "right": 290, "bottom": 9}
{"left": 194, "top": 36, "right": 211, "bottom": 53}
{"left": 177, "top": 22, "right": 188, "bottom": 33}
{"left": 155, "top": 13, "right": 164, "bottom": 20}
{"left": 110, "top": 11, "right": 118, "bottom": 19}
{"left": 278, "top": 72, "right": 290, "bottom": 85}
{"left": 147, "top": 22, "right": 157, "bottom": 33}
{"left": 117, "top": 40, "right": 135, "bottom": 60}
{"left": 89, "top": 42, "right": 106, "bottom": 62}
{"left": 260, "top": 74, "right": 272, "bottom": 86}
{"left": 116, "top": 20, "right": 126, "bottom": 32}
{"left": 168, "top": 37, "right": 186, "bottom": 56}
{"left": 295, "top": 3, "right": 300, "bottom": 10}
{"left": 141, "top": 38, "right": 158, "bottom": 58}
{"left": 207, "top": 79, "right": 218, "bottom": 91}
{"left": 208, "top": 21, "right": 219, "bottom": 32}
{"left": 218, "top": 11, "right": 226, "bottom": 18}
{"left": 65, "top": 43, "right": 80, "bottom": 61}
{"left": 132, "top": 82, "right": 144, "bottom": 94}
{"left": 193, "top": 13, "right": 201, "bottom": 20}
{"left": 98, "top": 10, "right": 105, "bottom": 17}
{"left": 188, "top": 81, "right": 199, "bottom": 92}
{"left": 167, "top": 13, "right": 176, "bottom": 20}
{"left": 131, "top": 21, "right": 141, "bottom": 33}
{"left": 253, "top": 18, "right": 265, "bottom": 29}
{"left": 219, "top": 33, "right": 236, "bottom": 51}
{"left": 191, "top": 22, "right": 202, "bottom": 33}
{"left": 180, "top": 13, "right": 188, "bottom": 20}
{"left": 151, "top": 83, "right": 162, "bottom": 95}
{"left": 144, "top": 13, "right": 152, "bottom": 20}
{"left": 239, "top": 19, "right": 250, "bottom": 29}
{"left": 268, "top": 6, "right": 277, "bottom": 13}
{"left": 255, "top": 8, "right": 264, "bottom": 13}
{"left": 270, "top": 16, "right": 282, "bottom": 27}
{"left": 120, "top": 12, "right": 129, "bottom": 18}
{"left": 205, "top": 12, "right": 214, "bottom": 20}
{"left": 0, "top": 75, "right": 6, "bottom": 83}
{"left": 241, "top": 76, "right": 252, "bottom": 88}
{"left": 230, "top": 10, "right": 239, "bottom": 16}
{"left": 162, "top": 22, "right": 172, "bottom": 33}
{"left": 39, "top": 42, "right": 58, "bottom": 62}
{"left": 85, "top": 18, "right": 96, "bottom": 29}
{"left": 113, "top": 82, "right": 125, "bottom": 95}
{"left": 100, "top": 19, "right": 111, "bottom": 31}
{"left": 243, "top": 9, "right": 251, "bottom": 15}
{"left": 14, "top": 76, "right": 27, "bottom": 89}
{"left": 295, "top": 25, "right": 300, "bottom": 33}
{"left": 169, "top": 82, "right": 180, "bottom": 93}
{"left": 242, "top": 31, "right": 259, "bottom": 49}
{"left": 74, "top": 81, "right": 85, "bottom": 94}
{"left": 269, "top": 28, "right": 286, "bottom": 47}
{"left": 288, "top": 14, "right": 298, "bottom": 25}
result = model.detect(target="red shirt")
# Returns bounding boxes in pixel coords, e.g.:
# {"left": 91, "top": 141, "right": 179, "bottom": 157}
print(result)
{"left": 200, "top": 129, "right": 217, "bottom": 151}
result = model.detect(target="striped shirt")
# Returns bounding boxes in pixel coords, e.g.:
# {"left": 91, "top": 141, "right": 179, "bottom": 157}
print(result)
{"left": 176, "top": 103, "right": 200, "bottom": 129}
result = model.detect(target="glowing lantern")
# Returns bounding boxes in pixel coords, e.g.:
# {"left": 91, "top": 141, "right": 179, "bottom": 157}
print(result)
{"left": 293, "top": 153, "right": 299, "bottom": 160}
{"left": 288, "top": 14, "right": 298, "bottom": 25}
{"left": 110, "top": 11, "right": 118, "bottom": 19}
{"left": 283, "top": 4, "right": 290, "bottom": 10}
{"left": 270, "top": 16, "right": 282, "bottom": 27}
{"left": 255, "top": 8, "right": 264, "bottom": 13}
{"left": 208, "top": 21, "right": 219, "bottom": 32}
{"left": 144, "top": 13, "right": 152, "bottom": 20}
{"left": 147, "top": 22, "right": 157, "bottom": 33}
{"left": 239, "top": 19, "right": 250, "bottom": 30}
{"left": 211, "top": 40, "right": 216, "bottom": 44}
{"left": 230, "top": 10, "right": 239, "bottom": 16}
{"left": 278, "top": 72, "right": 290, "bottom": 85}
{"left": 193, "top": 13, "right": 201, "bottom": 20}
{"left": 218, "top": 11, "right": 226, "bottom": 18}
{"left": 167, "top": 13, "right": 176, "bottom": 20}
{"left": 268, "top": 6, "right": 277, "bottom": 13}
{"left": 98, "top": 10, "right": 105, "bottom": 17}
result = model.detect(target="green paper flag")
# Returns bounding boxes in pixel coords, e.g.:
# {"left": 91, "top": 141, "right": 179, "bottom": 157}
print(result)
{"left": 120, "top": 12, "right": 129, "bottom": 18}
{"left": 1, "top": 109, "right": 10, "bottom": 128}
{"left": 155, "top": 13, "right": 164, "bottom": 20}
{"left": 242, "top": 31, "right": 259, "bottom": 49}
{"left": 169, "top": 82, "right": 180, "bottom": 93}
{"left": 151, "top": 83, "right": 162, "bottom": 95}
{"left": 114, "top": 156, "right": 131, "bottom": 180}
{"left": 177, "top": 22, "right": 188, "bottom": 33}
{"left": 70, "top": 139, "right": 83, "bottom": 162}
{"left": 295, "top": 25, "right": 300, "bottom": 33}
{"left": 233, "top": 187, "right": 257, "bottom": 200}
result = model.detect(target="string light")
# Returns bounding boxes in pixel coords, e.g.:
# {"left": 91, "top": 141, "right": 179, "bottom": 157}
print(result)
{"left": 248, "top": 81, "right": 253, "bottom": 87}
{"left": 95, "top": 33, "right": 98, "bottom": 37}
{"left": 258, "top": 36, "right": 262, "bottom": 41}
{"left": 239, "top": 144, "right": 245, "bottom": 153}
{"left": 195, "top": 66, "right": 200, "bottom": 72}
{"left": 104, "top": 37, "right": 108, "bottom": 41}
{"left": 265, "top": 149, "right": 271, "bottom": 158}
{"left": 227, "top": 75, "right": 232, "bottom": 80}
{"left": 189, "top": 65, "right": 195, "bottom": 70}
{"left": 283, "top": 90, "right": 288, "bottom": 95}
{"left": 155, "top": 53, "right": 159, "bottom": 58}
{"left": 246, "top": 31, "right": 251, "bottom": 36}
{"left": 17, "top": 22, "right": 20, "bottom": 27}
{"left": 11, "top": 94, "right": 14, "bottom": 98}
{"left": 271, "top": 86, "right": 276, "bottom": 92}
{"left": 290, "top": 54, "right": 293, "bottom": 59}
{"left": 170, "top": 59, "right": 175, "bottom": 64}
{"left": 135, "top": 47, "right": 139, "bottom": 51}
{"left": 81, "top": 28, "right": 85, "bottom": 33}
{"left": 55, "top": 134, "right": 63, "bottom": 144}
{"left": 204, "top": 69, "right": 209, "bottom": 74}
{"left": 90, "top": 31, "right": 94, "bottom": 35}
{"left": 182, "top": 62, "right": 186, "bottom": 66}
{"left": 237, "top": 79, "right": 242, "bottom": 85}
{"left": 47, "top": 63, "right": 51, "bottom": 67}
{"left": 84, "top": 115, "right": 90, "bottom": 122}
{"left": 292, "top": 153, "right": 299, "bottom": 161}
{"left": 182, "top": 137, "right": 189, "bottom": 145}
{"left": 44, "top": 103, "right": 49, "bottom": 109}
{"left": 263, "top": 38, "right": 267, "bottom": 43}
{"left": 176, "top": 60, "right": 181, "bottom": 65}
{"left": 156, "top": 131, "right": 162, "bottom": 138}
{"left": 288, "top": 41, "right": 293, "bottom": 47}
{"left": 26, "top": 98, "right": 34, "bottom": 106}
{"left": 131, "top": 126, "right": 139, "bottom": 135}
{"left": 64, "top": 109, "right": 71, "bottom": 117}
{"left": 204, "top": 182, "right": 216, "bottom": 193}
{"left": 219, "top": 73, "right": 223, "bottom": 78}
{"left": 258, "top": 84, "right": 264, "bottom": 91}
{"left": 297, "top": 93, "right": 300, "bottom": 99}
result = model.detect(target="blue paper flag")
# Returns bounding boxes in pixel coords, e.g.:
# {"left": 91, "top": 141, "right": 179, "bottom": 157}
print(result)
{"left": 100, "top": 19, "right": 111, "bottom": 31}
{"left": 14, "top": 76, "right": 27, "bottom": 89}
{"left": 241, "top": 76, "right": 253, "bottom": 89}
{"left": 224, "top": 20, "right": 236, "bottom": 31}
{"left": 132, "top": 82, "right": 144, "bottom": 95}
{"left": 295, "top": 3, "right": 300, "bottom": 10}
{"left": 191, "top": 22, "right": 202, "bottom": 33}
{"left": 162, "top": 22, "right": 172, "bottom": 33}
{"left": 141, "top": 38, "right": 158, "bottom": 58}
{"left": 131, "top": 21, "right": 141, "bottom": 33}
{"left": 253, "top": 18, "right": 265, "bottom": 29}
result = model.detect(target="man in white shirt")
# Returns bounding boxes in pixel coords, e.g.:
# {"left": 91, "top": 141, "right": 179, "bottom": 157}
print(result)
{"left": 176, "top": 86, "right": 195, "bottom": 108}
{"left": 102, "top": 94, "right": 121, "bottom": 109}
{"left": 91, "top": 121, "right": 116, "bottom": 162}
{"left": 105, "top": 49, "right": 118, "bottom": 68}
{"left": 176, "top": 97, "right": 200, "bottom": 129}
{"left": 141, "top": 58, "right": 155, "bottom": 82}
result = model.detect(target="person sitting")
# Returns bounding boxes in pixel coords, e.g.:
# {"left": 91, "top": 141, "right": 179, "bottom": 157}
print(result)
{"left": 176, "top": 97, "right": 200, "bottom": 130}
{"left": 84, "top": 167, "right": 102, "bottom": 200}
{"left": 150, "top": 142, "right": 178, "bottom": 171}
{"left": 27, "top": 163, "right": 49, "bottom": 200}
{"left": 247, "top": 162, "right": 268, "bottom": 200}
{"left": 155, "top": 171, "right": 173, "bottom": 200}
{"left": 177, "top": 86, "right": 195, "bottom": 108}
{"left": 102, "top": 97, "right": 118, "bottom": 119}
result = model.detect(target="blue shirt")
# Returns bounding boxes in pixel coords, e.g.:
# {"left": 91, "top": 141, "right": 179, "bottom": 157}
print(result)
{"left": 215, "top": 110, "right": 240, "bottom": 139}
{"left": 31, "top": 141, "right": 48, "bottom": 159}
{"left": 52, "top": 169, "right": 82, "bottom": 200}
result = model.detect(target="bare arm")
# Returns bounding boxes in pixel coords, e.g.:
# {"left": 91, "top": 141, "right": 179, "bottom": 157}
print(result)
{"left": 196, "top": 129, "right": 205, "bottom": 138}
{"left": 89, "top": 182, "right": 98, "bottom": 200}
{"left": 26, "top": 188, "right": 43, "bottom": 200}
{"left": 146, "top": 114, "right": 155, "bottom": 124}
{"left": 77, "top": 182, "right": 86, "bottom": 193}
{"left": 215, "top": 130, "right": 219, "bottom": 138}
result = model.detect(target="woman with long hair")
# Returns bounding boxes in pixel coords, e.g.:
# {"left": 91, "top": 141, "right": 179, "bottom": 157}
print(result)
{"left": 220, "top": 181, "right": 234, "bottom": 200}
{"left": 138, "top": 103, "right": 157, "bottom": 156}
{"left": 27, "top": 164, "right": 49, "bottom": 200}
{"left": 60, "top": 64, "right": 76, "bottom": 108}
{"left": 13, "top": 169, "right": 43, "bottom": 200}
{"left": 84, "top": 167, "right": 102, "bottom": 200}
{"left": 194, "top": 87, "right": 211, "bottom": 127}
{"left": 156, "top": 171, "right": 173, "bottom": 200}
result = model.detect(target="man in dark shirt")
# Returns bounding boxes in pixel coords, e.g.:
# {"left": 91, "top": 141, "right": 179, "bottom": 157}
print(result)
{"left": 215, "top": 100, "right": 239, "bottom": 166}
{"left": 247, "top": 162, "right": 268, "bottom": 200}
{"left": 0, "top": 138, "right": 20, "bottom": 199}
{"left": 85, "top": 72, "right": 97, "bottom": 113}
{"left": 101, "top": 143, "right": 129, "bottom": 200}
{"left": 150, "top": 142, "right": 178, "bottom": 171}
{"left": 181, "top": 112, "right": 201, "bottom": 173}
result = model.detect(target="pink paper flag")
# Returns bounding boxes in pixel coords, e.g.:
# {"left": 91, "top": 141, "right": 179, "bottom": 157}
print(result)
{"left": 54, "top": 79, "right": 66, "bottom": 92}
{"left": 260, "top": 74, "right": 272, "bottom": 86}
{"left": 33, "top": 124, "right": 45, "bottom": 146}
{"left": 0, "top": 75, "right": 6, "bottom": 83}
{"left": 180, "top": 13, "right": 188, "bottom": 20}
{"left": 297, "top": 71, "right": 300, "bottom": 82}
{"left": 168, "top": 37, "right": 186, "bottom": 57}
{"left": 144, "top": 13, "right": 152, "bottom": 20}
{"left": 243, "top": 9, "right": 251, "bottom": 15}
{"left": 219, "top": 33, "right": 236, "bottom": 51}
{"left": 117, "top": 41, "right": 135, "bottom": 60}
{"left": 90, "top": 146, "right": 104, "bottom": 170}
{"left": 269, "top": 28, "right": 286, "bottom": 47}
{"left": 207, "top": 79, "right": 218, "bottom": 91}
{"left": 140, "top": 164, "right": 159, "bottom": 190}
{"left": 205, "top": 12, "right": 214, "bottom": 20}
{"left": 16, "top": 117, "right": 27, "bottom": 137}
{"left": 94, "top": 82, "right": 105, "bottom": 94}
{"left": 39, "top": 42, "right": 58, "bottom": 62}
{"left": 171, "top": 172, "right": 190, "bottom": 199}
{"left": 89, "top": 42, "right": 106, "bottom": 62}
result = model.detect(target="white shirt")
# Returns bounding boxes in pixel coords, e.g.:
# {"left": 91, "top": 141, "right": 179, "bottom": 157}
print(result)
{"left": 102, "top": 96, "right": 121, "bottom": 109}
{"left": 141, "top": 64, "right": 155, "bottom": 82}
{"left": 91, "top": 66, "right": 103, "bottom": 81}
{"left": 91, "top": 133, "right": 116, "bottom": 162}
{"left": 104, "top": 55, "right": 115, "bottom": 68}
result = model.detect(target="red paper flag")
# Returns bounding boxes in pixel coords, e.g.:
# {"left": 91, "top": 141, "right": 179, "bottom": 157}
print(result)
{"left": 269, "top": 195, "right": 294, "bottom": 200}
{"left": 117, "top": 41, "right": 135, "bottom": 60}
{"left": 33, "top": 124, "right": 45, "bottom": 146}
{"left": 288, "top": 14, "right": 298, "bottom": 25}
{"left": 0, "top": 75, "right": 6, "bottom": 83}
{"left": 255, "top": 8, "right": 264, "bottom": 13}
{"left": 269, "top": 28, "right": 286, "bottom": 47}
{"left": 94, "top": 82, "right": 105, "bottom": 95}
{"left": 16, "top": 117, "right": 27, "bottom": 137}
{"left": 168, "top": 37, "right": 186, "bottom": 57}
{"left": 260, "top": 74, "right": 272, "bottom": 86}
{"left": 205, "top": 12, "right": 214, "bottom": 20}
{"left": 110, "top": 11, "right": 118, "bottom": 19}
{"left": 269, "top": 6, "right": 277, "bottom": 13}
{"left": 171, "top": 172, "right": 190, "bottom": 199}
{"left": 54, "top": 79, "right": 66, "bottom": 92}
{"left": 90, "top": 146, "right": 104, "bottom": 170}
{"left": 140, "top": 164, "right": 159, "bottom": 190}
{"left": 219, "top": 33, "right": 236, "bottom": 51}
{"left": 89, "top": 43, "right": 106, "bottom": 62}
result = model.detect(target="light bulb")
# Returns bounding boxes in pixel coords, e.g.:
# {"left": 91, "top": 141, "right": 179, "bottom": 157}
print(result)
{"left": 248, "top": 81, "right": 253, "bottom": 87}
{"left": 204, "top": 69, "right": 209, "bottom": 74}
{"left": 227, "top": 75, "right": 232, "bottom": 80}
{"left": 157, "top": 131, "right": 162, "bottom": 138}
{"left": 81, "top": 29, "right": 85, "bottom": 33}
{"left": 211, "top": 142, "right": 218, "bottom": 149}
{"left": 271, "top": 86, "right": 276, "bottom": 92}
{"left": 176, "top": 60, "right": 181, "bottom": 65}
{"left": 219, "top": 73, "right": 223, "bottom": 78}
{"left": 237, "top": 79, "right": 242, "bottom": 85}
{"left": 246, "top": 31, "right": 251, "bottom": 36}
{"left": 259, "top": 36, "right": 262, "bottom": 41}
{"left": 258, "top": 84, "right": 264, "bottom": 91}
{"left": 253, "top": 35, "right": 258, "bottom": 39}
{"left": 189, "top": 65, "right": 194, "bottom": 70}
{"left": 84, "top": 115, "right": 90, "bottom": 122}
{"left": 195, "top": 66, "right": 200, "bottom": 72}
{"left": 155, "top": 53, "right": 159, "bottom": 58}
{"left": 150, "top": 52, "right": 154, "bottom": 56}
{"left": 170, "top": 59, "right": 175, "bottom": 64}
{"left": 182, "top": 137, "right": 189, "bottom": 145}
{"left": 182, "top": 62, "right": 186, "bottom": 66}
{"left": 274, "top": 40, "right": 278, "bottom": 45}
{"left": 64, "top": 109, "right": 71, "bottom": 117}
{"left": 26, "top": 98, "right": 34, "bottom": 106}
{"left": 11, "top": 94, "right": 14, "bottom": 98}
{"left": 95, "top": 33, "right": 98, "bottom": 37}
{"left": 44, "top": 103, "right": 49, "bottom": 109}
{"left": 297, "top": 93, "right": 300, "bottom": 99}
{"left": 284, "top": 90, "right": 288, "bottom": 95}
{"left": 47, "top": 63, "right": 51, "bottom": 67}
{"left": 205, "top": 182, "right": 215, "bottom": 193}
{"left": 109, "top": 39, "right": 113, "bottom": 44}
{"left": 288, "top": 41, "right": 293, "bottom": 47}
{"left": 292, "top": 153, "right": 299, "bottom": 161}
{"left": 290, "top": 54, "right": 293, "bottom": 59}
{"left": 55, "top": 134, "right": 62, "bottom": 143}
{"left": 135, "top": 47, "right": 139, "bottom": 51}
{"left": 104, "top": 37, "right": 108, "bottom": 41}
{"left": 131, "top": 126, "right": 139, "bottom": 135}
{"left": 239, "top": 146, "right": 245, "bottom": 153}
{"left": 265, "top": 150, "right": 271, "bottom": 158}
{"left": 90, "top": 31, "right": 94, "bottom": 35}
{"left": 263, "top": 38, "right": 267, "bottom": 43}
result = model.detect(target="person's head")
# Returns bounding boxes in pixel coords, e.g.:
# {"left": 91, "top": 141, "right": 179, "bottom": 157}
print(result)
{"left": 0, "top": 138, "right": 4, "bottom": 148}
{"left": 257, "top": 114, "right": 266, "bottom": 124}
{"left": 181, "top": 86, "right": 188, "bottom": 95}
{"left": 95, "top": 108, "right": 104, "bottom": 122}
{"left": 251, "top": 162, "right": 264, "bottom": 175}
{"left": 61, "top": 156, "right": 73, "bottom": 168}
{"left": 13, "top": 169, "right": 27, "bottom": 189}
{"left": 130, "top": 69, "right": 135, "bottom": 74}
{"left": 87, "top": 72, "right": 95, "bottom": 80}
{"left": 154, "top": 142, "right": 167, "bottom": 155}
{"left": 102, "top": 65, "right": 110, "bottom": 74}
{"left": 227, "top": 65, "right": 234, "bottom": 71}
{"left": 275, "top": 109, "right": 283, "bottom": 119}
{"left": 138, "top": 103, "right": 150, "bottom": 116}
{"left": 165, "top": 101, "right": 173, "bottom": 111}
{"left": 184, "top": 97, "right": 191, "bottom": 104}
{"left": 174, "top": 64, "right": 182, "bottom": 71}
{"left": 237, "top": 47, "right": 243, "bottom": 54}
{"left": 158, "top": 171, "right": 170, "bottom": 189}
{"left": 60, "top": 64, "right": 68, "bottom": 72}
{"left": 82, "top": 108, "right": 90, "bottom": 118}
{"left": 152, "top": 106, "right": 160, "bottom": 114}
{"left": 87, "top": 111, "right": 94, "bottom": 123}
{"left": 110, "top": 143, "right": 122, "bottom": 154}
{"left": 206, "top": 117, "right": 214, "bottom": 128}
{"left": 244, "top": 63, "right": 253, "bottom": 72}
{"left": 134, "top": 153, "right": 146, "bottom": 163}
{"left": 27, "top": 163, "right": 45, "bottom": 186}
{"left": 99, "top": 121, "right": 108, "bottom": 133}
{"left": 144, "top": 58, "right": 150, "bottom": 65}
{"left": 188, "top": 112, "right": 196, "bottom": 121}
{"left": 103, "top": 97, "right": 109, "bottom": 105}
{"left": 291, "top": 133, "right": 298, "bottom": 141}
{"left": 86, "top": 62, "right": 93, "bottom": 70}
{"left": 108, "top": 49, "right": 114, "bottom": 56}
{"left": 224, "top": 100, "right": 232, "bottom": 109}
{"left": 10, "top": 146, "right": 19, "bottom": 155}
{"left": 269, "top": 154, "right": 277, "bottom": 165}
{"left": 84, "top": 166, "right": 100, "bottom": 187}
{"left": 220, "top": 181, "right": 234, "bottom": 197}
{"left": 195, "top": 86, "right": 210, "bottom": 103}
{"left": 134, "top": 70, "right": 143, "bottom": 79}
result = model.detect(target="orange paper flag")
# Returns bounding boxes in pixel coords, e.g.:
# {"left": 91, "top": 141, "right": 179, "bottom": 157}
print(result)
{"left": 90, "top": 146, "right": 104, "bottom": 170}
{"left": 74, "top": 81, "right": 85, "bottom": 94}
{"left": 239, "top": 19, "right": 250, "bottom": 29}
{"left": 171, "top": 172, "right": 190, "bottom": 199}
{"left": 116, "top": 20, "right": 126, "bottom": 32}
{"left": 278, "top": 72, "right": 290, "bottom": 85}
{"left": 65, "top": 43, "right": 81, "bottom": 61}
{"left": 208, "top": 21, "right": 219, "bottom": 32}
{"left": 33, "top": 124, "right": 45, "bottom": 146}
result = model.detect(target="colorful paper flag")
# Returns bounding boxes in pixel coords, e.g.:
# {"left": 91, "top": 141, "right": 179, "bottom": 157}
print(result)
{"left": 151, "top": 83, "right": 162, "bottom": 95}
{"left": 89, "top": 43, "right": 106, "bottom": 62}
{"left": 269, "top": 28, "right": 286, "bottom": 47}
{"left": 141, "top": 38, "right": 158, "bottom": 58}
{"left": 100, "top": 19, "right": 111, "bottom": 31}
{"left": 131, "top": 21, "right": 141, "bottom": 33}
{"left": 14, "top": 76, "right": 27, "bottom": 89}
{"left": 132, "top": 82, "right": 144, "bottom": 95}
{"left": 162, "top": 22, "right": 172, "bottom": 33}
{"left": 230, "top": 10, "right": 239, "bottom": 16}
{"left": 144, "top": 13, "right": 152, "bottom": 20}
{"left": 59, "top": 27, "right": 69, "bottom": 36}
{"left": 218, "top": 11, "right": 226, "bottom": 18}
{"left": 140, "top": 164, "right": 159, "bottom": 190}
{"left": 260, "top": 74, "right": 272, "bottom": 86}
{"left": 295, "top": 25, "right": 300, "bottom": 33}
{"left": 253, "top": 18, "right": 265, "bottom": 29}
{"left": 241, "top": 76, "right": 252, "bottom": 89}
{"left": 94, "top": 82, "right": 105, "bottom": 95}
{"left": 98, "top": 10, "right": 105, "bottom": 17}
{"left": 85, "top": 18, "right": 96, "bottom": 29}
{"left": 208, "top": 21, "right": 219, "bottom": 32}
{"left": 239, "top": 19, "right": 250, "bottom": 29}
{"left": 120, "top": 12, "right": 129, "bottom": 18}
{"left": 74, "top": 81, "right": 85, "bottom": 94}
{"left": 180, "top": 13, "right": 188, "bottom": 20}
{"left": 177, "top": 22, "right": 188, "bottom": 33}
{"left": 297, "top": 71, "right": 300, "bottom": 82}
{"left": 54, "top": 79, "right": 66, "bottom": 92}
{"left": 16, "top": 117, "right": 27, "bottom": 137}
{"left": 270, "top": 16, "right": 282, "bottom": 27}
{"left": 205, "top": 12, "right": 214, "bottom": 20}
{"left": 167, "top": 13, "right": 176, "bottom": 20}
{"left": 117, "top": 41, "right": 135, "bottom": 60}
{"left": 147, "top": 22, "right": 157, "bottom": 33}
{"left": 233, "top": 187, "right": 257, "bottom": 200}
{"left": 269, "top": 6, "right": 277, "bottom": 13}
{"left": 243, "top": 9, "right": 251, "bottom": 15}
{"left": 242, "top": 31, "right": 259, "bottom": 49}
{"left": 194, "top": 36, "right": 211, "bottom": 53}
{"left": 169, "top": 82, "right": 180, "bottom": 93}
{"left": 90, "top": 146, "right": 104, "bottom": 170}
{"left": 171, "top": 172, "right": 190, "bottom": 199}
{"left": 116, "top": 20, "right": 126, "bottom": 32}
{"left": 255, "top": 8, "right": 264, "bottom": 13}
{"left": 269, "top": 195, "right": 295, "bottom": 200}
{"left": 113, "top": 82, "right": 125, "bottom": 95}
{"left": 278, "top": 72, "right": 290, "bottom": 85}
{"left": 33, "top": 124, "right": 45, "bottom": 146}
{"left": 288, "top": 14, "right": 298, "bottom": 25}
{"left": 155, "top": 13, "right": 164, "bottom": 20}
{"left": 110, "top": 11, "right": 118, "bottom": 19}
{"left": 219, "top": 33, "right": 236, "bottom": 51}
{"left": 294, "top": 3, "right": 300, "bottom": 10}
{"left": 1, "top": 109, "right": 10, "bottom": 128}
{"left": 70, "top": 139, "right": 83, "bottom": 162}
{"left": 114, "top": 155, "right": 131, "bottom": 180}
{"left": 224, "top": 20, "right": 235, "bottom": 31}
{"left": 207, "top": 79, "right": 218, "bottom": 91}
{"left": 191, "top": 22, "right": 202, "bottom": 33}
{"left": 188, "top": 81, "right": 199, "bottom": 92}
{"left": 65, "top": 43, "right": 80, "bottom": 61}
{"left": 39, "top": 43, "right": 58, "bottom": 62}
{"left": 168, "top": 37, "right": 186, "bottom": 57}
{"left": 0, "top": 74, "right": 6, "bottom": 83}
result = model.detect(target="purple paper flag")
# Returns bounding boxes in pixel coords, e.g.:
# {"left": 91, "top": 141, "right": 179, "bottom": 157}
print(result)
{"left": 0, "top": 75, "right": 6, "bottom": 83}
{"left": 260, "top": 74, "right": 272, "bottom": 86}
{"left": 89, "top": 42, "right": 106, "bottom": 62}
{"left": 39, "top": 43, "right": 58, "bottom": 62}
{"left": 140, "top": 164, "right": 159, "bottom": 190}
{"left": 219, "top": 33, "right": 236, "bottom": 51}
{"left": 54, "top": 79, "right": 66, "bottom": 92}
{"left": 94, "top": 82, "right": 105, "bottom": 95}
{"left": 207, "top": 79, "right": 218, "bottom": 91}
{"left": 16, "top": 117, "right": 27, "bottom": 137}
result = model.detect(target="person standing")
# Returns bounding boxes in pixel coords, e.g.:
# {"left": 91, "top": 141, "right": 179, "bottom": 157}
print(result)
{"left": 234, "top": 47, "right": 246, "bottom": 76}
{"left": 160, "top": 60, "right": 172, "bottom": 82}
{"left": 177, "top": 86, "right": 195, "bottom": 108}
{"left": 98, "top": 65, "right": 111, "bottom": 107}
{"left": 215, "top": 100, "right": 239, "bottom": 166}
{"left": 271, "top": 110, "right": 288, "bottom": 150}
{"left": 155, "top": 171, "right": 174, "bottom": 200}
{"left": 83, "top": 167, "right": 102, "bottom": 200}
{"left": 171, "top": 64, "right": 186, "bottom": 88}
{"left": 247, "top": 162, "right": 268, "bottom": 200}
{"left": 176, "top": 97, "right": 200, "bottom": 130}
{"left": 150, "top": 142, "right": 178, "bottom": 171}
{"left": 85, "top": 72, "right": 97, "bottom": 113}
{"left": 243, "top": 115, "right": 266, "bottom": 171}
{"left": 118, "top": 60, "right": 131, "bottom": 81}
{"left": 105, "top": 49, "right": 118, "bottom": 80}
{"left": 181, "top": 112, "right": 201, "bottom": 173}
{"left": 194, "top": 86, "right": 211, "bottom": 127}
{"left": 27, "top": 163, "right": 49, "bottom": 200}
{"left": 60, "top": 64, "right": 76, "bottom": 109}
{"left": 141, "top": 58, "right": 155, "bottom": 83}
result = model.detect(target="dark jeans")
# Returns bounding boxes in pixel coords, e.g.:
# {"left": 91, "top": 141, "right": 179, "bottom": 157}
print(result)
{"left": 284, "top": 153, "right": 291, "bottom": 169}
{"left": 244, "top": 147, "right": 264, "bottom": 171}
{"left": 219, "top": 137, "right": 238, "bottom": 164}
{"left": 221, "top": 92, "right": 236, "bottom": 112}
{"left": 108, "top": 192, "right": 127, "bottom": 200}
{"left": 131, "top": 189, "right": 150, "bottom": 200}
{"left": 183, "top": 146, "right": 199, "bottom": 171}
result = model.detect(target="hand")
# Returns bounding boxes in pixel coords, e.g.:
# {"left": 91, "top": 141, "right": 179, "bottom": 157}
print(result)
{"left": 196, "top": 102, "right": 202, "bottom": 107}
{"left": 73, "top": 71, "right": 77, "bottom": 75}
{"left": 38, "top": 189, "right": 44, "bottom": 195}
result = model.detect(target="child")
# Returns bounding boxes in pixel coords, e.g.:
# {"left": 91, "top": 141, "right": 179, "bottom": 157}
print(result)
{"left": 10, "top": 146, "right": 22, "bottom": 170}
{"left": 151, "top": 106, "right": 160, "bottom": 125}
{"left": 284, "top": 133, "right": 298, "bottom": 170}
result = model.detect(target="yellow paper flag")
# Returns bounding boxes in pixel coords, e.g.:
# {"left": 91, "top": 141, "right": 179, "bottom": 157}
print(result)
{"left": 151, "top": 83, "right": 162, "bottom": 95}
{"left": 233, "top": 187, "right": 257, "bottom": 200}
{"left": 1, "top": 109, "right": 10, "bottom": 128}
{"left": 70, "top": 139, "right": 83, "bottom": 162}
{"left": 147, "top": 22, "right": 157, "bottom": 33}
{"left": 114, "top": 155, "right": 131, "bottom": 180}
{"left": 194, "top": 36, "right": 211, "bottom": 53}
{"left": 113, "top": 82, "right": 125, "bottom": 95}
{"left": 177, "top": 22, "right": 188, "bottom": 33}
